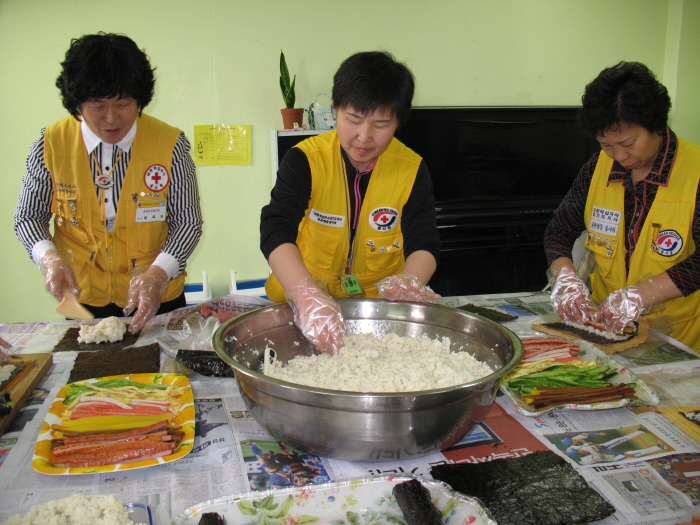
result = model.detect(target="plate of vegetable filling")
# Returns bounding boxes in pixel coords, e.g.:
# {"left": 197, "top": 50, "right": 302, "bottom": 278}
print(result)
{"left": 32, "top": 373, "right": 195, "bottom": 474}
{"left": 500, "top": 337, "right": 658, "bottom": 416}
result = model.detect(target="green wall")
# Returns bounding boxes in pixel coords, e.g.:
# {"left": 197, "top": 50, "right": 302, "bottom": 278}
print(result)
{"left": 1, "top": 0, "right": 698, "bottom": 323}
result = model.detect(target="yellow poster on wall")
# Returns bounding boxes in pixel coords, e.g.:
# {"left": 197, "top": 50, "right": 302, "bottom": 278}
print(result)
{"left": 193, "top": 124, "right": 252, "bottom": 166}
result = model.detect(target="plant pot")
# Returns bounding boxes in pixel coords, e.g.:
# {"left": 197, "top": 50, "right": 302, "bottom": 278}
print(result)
{"left": 281, "top": 108, "right": 305, "bottom": 130}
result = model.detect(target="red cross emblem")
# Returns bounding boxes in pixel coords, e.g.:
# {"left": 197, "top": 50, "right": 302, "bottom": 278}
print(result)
{"left": 144, "top": 164, "right": 169, "bottom": 191}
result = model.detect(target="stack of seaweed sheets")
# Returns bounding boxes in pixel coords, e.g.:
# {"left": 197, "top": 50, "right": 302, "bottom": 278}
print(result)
{"left": 430, "top": 451, "right": 616, "bottom": 525}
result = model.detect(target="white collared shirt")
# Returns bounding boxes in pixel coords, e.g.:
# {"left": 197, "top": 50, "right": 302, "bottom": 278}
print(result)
{"left": 81, "top": 119, "right": 137, "bottom": 232}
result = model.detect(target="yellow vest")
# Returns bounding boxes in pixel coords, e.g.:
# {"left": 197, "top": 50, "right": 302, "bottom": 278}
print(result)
{"left": 44, "top": 114, "right": 186, "bottom": 307}
{"left": 584, "top": 137, "right": 700, "bottom": 348}
{"left": 265, "top": 130, "right": 421, "bottom": 302}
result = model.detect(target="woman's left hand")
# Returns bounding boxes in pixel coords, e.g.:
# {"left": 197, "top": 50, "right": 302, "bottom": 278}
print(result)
{"left": 376, "top": 274, "right": 440, "bottom": 302}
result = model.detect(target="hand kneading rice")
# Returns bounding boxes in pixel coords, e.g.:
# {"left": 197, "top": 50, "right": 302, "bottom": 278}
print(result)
{"left": 269, "top": 333, "right": 494, "bottom": 392}
{"left": 1, "top": 494, "right": 146, "bottom": 525}
{"left": 77, "top": 316, "right": 126, "bottom": 344}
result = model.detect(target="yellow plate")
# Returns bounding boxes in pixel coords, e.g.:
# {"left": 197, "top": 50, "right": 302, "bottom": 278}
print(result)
{"left": 32, "top": 373, "right": 195, "bottom": 475}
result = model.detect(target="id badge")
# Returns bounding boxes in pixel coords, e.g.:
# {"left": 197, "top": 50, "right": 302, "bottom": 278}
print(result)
{"left": 135, "top": 200, "right": 167, "bottom": 223}
{"left": 340, "top": 274, "right": 363, "bottom": 295}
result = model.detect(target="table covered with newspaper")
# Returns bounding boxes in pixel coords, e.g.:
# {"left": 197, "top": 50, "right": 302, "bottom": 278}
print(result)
{"left": 0, "top": 292, "right": 699, "bottom": 524}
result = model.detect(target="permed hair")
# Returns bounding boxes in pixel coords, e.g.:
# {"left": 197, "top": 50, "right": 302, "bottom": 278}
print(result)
{"left": 578, "top": 61, "right": 671, "bottom": 138}
{"left": 332, "top": 51, "right": 415, "bottom": 128}
{"left": 55, "top": 32, "right": 156, "bottom": 119}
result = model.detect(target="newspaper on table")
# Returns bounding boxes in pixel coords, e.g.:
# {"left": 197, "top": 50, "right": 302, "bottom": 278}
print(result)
{"left": 1, "top": 365, "right": 699, "bottom": 524}
{"left": 1, "top": 292, "right": 699, "bottom": 524}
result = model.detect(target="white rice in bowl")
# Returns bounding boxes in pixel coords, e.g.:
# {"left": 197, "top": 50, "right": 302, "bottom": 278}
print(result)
{"left": 268, "top": 333, "right": 494, "bottom": 392}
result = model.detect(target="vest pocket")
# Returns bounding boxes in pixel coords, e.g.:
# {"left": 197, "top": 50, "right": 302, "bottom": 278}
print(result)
{"left": 585, "top": 232, "right": 618, "bottom": 278}
{"left": 298, "top": 219, "right": 343, "bottom": 272}
{"left": 128, "top": 222, "right": 169, "bottom": 259}
{"left": 363, "top": 232, "right": 403, "bottom": 273}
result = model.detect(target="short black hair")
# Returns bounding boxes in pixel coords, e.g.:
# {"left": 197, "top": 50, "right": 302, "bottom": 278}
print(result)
{"left": 579, "top": 61, "right": 671, "bottom": 138}
{"left": 56, "top": 32, "right": 156, "bottom": 119}
{"left": 332, "top": 51, "right": 415, "bottom": 127}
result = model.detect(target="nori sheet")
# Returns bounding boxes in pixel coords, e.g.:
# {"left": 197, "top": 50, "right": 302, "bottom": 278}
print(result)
{"left": 53, "top": 326, "right": 140, "bottom": 352}
{"left": 544, "top": 321, "right": 634, "bottom": 346}
{"left": 175, "top": 350, "right": 235, "bottom": 377}
{"left": 392, "top": 479, "right": 442, "bottom": 525}
{"left": 430, "top": 451, "right": 616, "bottom": 525}
{"left": 0, "top": 364, "right": 25, "bottom": 390}
{"left": 0, "top": 391, "right": 12, "bottom": 415}
{"left": 197, "top": 513, "right": 226, "bottom": 525}
{"left": 68, "top": 343, "right": 161, "bottom": 382}
{"left": 456, "top": 303, "right": 518, "bottom": 322}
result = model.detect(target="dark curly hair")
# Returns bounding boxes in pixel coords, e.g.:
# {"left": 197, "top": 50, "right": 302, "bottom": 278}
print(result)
{"left": 55, "top": 32, "right": 156, "bottom": 119}
{"left": 332, "top": 51, "right": 414, "bottom": 128}
{"left": 578, "top": 61, "right": 671, "bottom": 138}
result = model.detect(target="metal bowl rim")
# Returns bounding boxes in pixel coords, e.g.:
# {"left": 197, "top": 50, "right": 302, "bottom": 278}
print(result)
{"left": 213, "top": 300, "right": 523, "bottom": 398}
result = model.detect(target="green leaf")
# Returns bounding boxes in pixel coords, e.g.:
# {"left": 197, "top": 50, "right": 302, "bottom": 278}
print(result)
{"left": 280, "top": 51, "right": 290, "bottom": 89}
{"left": 271, "top": 495, "right": 294, "bottom": 518}
{"left": 279, "top": 50, "right": 296, "bottom": 108}
{"left": 293, "top": 516, "right": 321, "bottom": 524}
{"left": 258, "top": 495, "right": 276, "bottom": 509}
{"left": 238, "top": 499, "right": 258, "bottom": 515}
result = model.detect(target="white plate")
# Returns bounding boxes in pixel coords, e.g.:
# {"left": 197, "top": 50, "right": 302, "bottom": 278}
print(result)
{"left": 171, "top": 475, "right": 496, "bottom": 525}
{"left": 500, "top": 339, "right": 659, "bottom": 416}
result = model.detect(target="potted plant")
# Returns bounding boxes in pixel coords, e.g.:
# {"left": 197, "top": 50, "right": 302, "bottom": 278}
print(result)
{"left": 279, "top": 50, "right": 304, "bottom": 129}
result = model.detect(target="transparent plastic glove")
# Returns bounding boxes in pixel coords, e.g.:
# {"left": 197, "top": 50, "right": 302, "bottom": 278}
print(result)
{"left": 550, "top": 265, "right": 592, "bottom": 325}
{"left": 376, "top": 274, "right": 441, "bottom": 302}
{"left": 0, "top": 338, "right": 10, "bottom": 364}
{"left": 40, "top": 249, "right": 80, "bottom": 302}
{"left": 284, "top": 277, "right": 345, "bottom": 354}
{"left": 123, "top": 265, "right": 169, "bottom": 333}
{"left": 593, "top": 280, "right": 665, "bottom": 334}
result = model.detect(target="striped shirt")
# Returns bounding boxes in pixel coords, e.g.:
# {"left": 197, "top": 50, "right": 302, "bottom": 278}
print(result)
{"left": 544, "top": 128, "right": 700, "bottom": 296}
{"left": 14, "top": 123, "right": 203, "bottom": 279}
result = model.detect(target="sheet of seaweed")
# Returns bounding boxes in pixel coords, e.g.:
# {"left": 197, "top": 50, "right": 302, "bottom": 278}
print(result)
{"left": 53, "top": 326, "right": 140, "bottom": 352}
{"left": 0, "top": 364, "right": 26, "bottom": 390}
{"left": 456, "top": 303, "right": 518, "bottom": 322}
{"left": 175, "top": 350, "right": 235, "bottom": 377}
{"left": 68, "top": 343, "right": 161, "bottom": 383}
{"left": 430, "top": 451, "right": 616, "bottom": 525}
{"left": 544, "top": 321, "right": 633, "bottom": 346}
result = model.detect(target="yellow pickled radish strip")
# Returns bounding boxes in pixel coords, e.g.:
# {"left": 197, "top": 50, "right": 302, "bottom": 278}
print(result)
{"left": 52, "top": 414, "right": 171, "bottom": 434}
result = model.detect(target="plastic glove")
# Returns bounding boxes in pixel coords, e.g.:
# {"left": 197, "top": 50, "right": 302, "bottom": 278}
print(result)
{"left": 550, "top": 265, "right": 592, "bottom": 325}
{"left": 592, "top": 280, "right": 665, "bottom": 334}
{"left": 40, "top": 249, "right": 80, "bottom": 302}
{"left": 376, "top": 274, "right": 441, "bottom": 302}
{"left": 123, "top": 264, "right": 169, "bottom": 333}
{"left": 284, "top": 277, "right": 345, "bottom": 354}
{"left": 0, "top": 337, "right": 10, "bottom": 364}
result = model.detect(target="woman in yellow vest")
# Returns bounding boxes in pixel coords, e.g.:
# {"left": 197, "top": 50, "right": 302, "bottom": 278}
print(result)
{"left": 545, "top": 62, "right": 700, "bottom": 349}
{"left": 14, "top": 33, "right": 203, "bottom": 333}
{"left": 260, "top": 52, "right": 441, "bottom": 353}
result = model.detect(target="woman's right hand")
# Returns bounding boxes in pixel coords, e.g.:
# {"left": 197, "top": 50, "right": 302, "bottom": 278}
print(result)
{"left": 285, "top": 277, "right": 345, "bottom": 354}
{"left": 550, "top": 264, "right": 592, "bottom": 325}
{"left": 40, "top": 249, "right": 80, "bottom": 302}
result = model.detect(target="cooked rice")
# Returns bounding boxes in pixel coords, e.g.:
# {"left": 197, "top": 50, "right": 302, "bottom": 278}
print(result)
{"left": 562, "top": 320, "right": 628, "bottom": 341}
{"left": 268, "top": 333, "right": 494, "bottom": 392}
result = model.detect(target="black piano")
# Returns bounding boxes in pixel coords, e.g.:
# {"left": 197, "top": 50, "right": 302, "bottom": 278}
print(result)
{"left": 395, "top": 107, "right": 600, "bottom": 297}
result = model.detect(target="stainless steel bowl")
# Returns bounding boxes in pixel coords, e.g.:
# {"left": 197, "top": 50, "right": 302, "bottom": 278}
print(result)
{"left": 213, "top": 298, "right": 522, "bottom": 462}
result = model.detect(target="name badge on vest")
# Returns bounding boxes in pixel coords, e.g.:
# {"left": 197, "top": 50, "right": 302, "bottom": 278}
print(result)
{"left": 309, "top": 208, "right": 345, "bottom": 227}
{"left": 589, "top": 206, "right": 621, "bottom": 237}
{"left": 135, "top": 200, "right": 167, "bottom": 223}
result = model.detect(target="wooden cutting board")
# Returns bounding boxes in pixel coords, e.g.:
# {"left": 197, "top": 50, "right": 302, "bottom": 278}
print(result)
{"left": 0, "top": 353, "right": 53, "bottom": 437}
